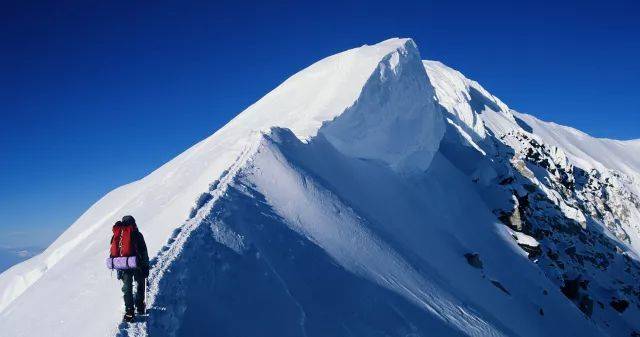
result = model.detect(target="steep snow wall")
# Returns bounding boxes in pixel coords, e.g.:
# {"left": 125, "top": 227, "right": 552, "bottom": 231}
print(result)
{"left": 138, "top": 128, "right": 600, "bottom": 337}
{"left": 320, "top": 43, "right": 444, "bottom": 172}
{"left": 235, "top": 130, "right": 599, "bottom": 337}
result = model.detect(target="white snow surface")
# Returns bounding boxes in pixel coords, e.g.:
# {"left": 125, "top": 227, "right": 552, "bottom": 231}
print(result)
{"left": 515, "top": 112, "right": 640, "bottom": 179}
{"left": 236, "top": 130, "right": 598, "bottom": 337}
{"left": 1, "top": 38, "right": 637, "bottom": 337}
{"left": 0, "top": 38, "right": 430, "bottom": 334}
{"left": 0, "top": 38, "right": 448, "bottom": 337}
{"left": 425, "top": 60, "right": 640, "bottom": 194}
{"left": 424, "top": 60, "right": 510, "bottom": 149}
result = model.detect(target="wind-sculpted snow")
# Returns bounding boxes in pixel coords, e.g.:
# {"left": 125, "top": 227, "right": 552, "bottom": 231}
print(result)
{"left": 132, "top": 133, "right": 479, "bottom": 337}
{"left": 122, "top": 128, "right": 600, "bottom": 337}
{"left": 244, "top": 131, "right": 506, "bottom": 337}
{"left": 319, "top": 42, "right": 444, "bottom": 172}
{"left": 423, "top": 60, "right": 509, "bottom": 153}
{"left": 2, "top": 37, "right": 639, "bottom": 336}
{"left": 236, "top": 130, "right": 598, "bottom": 337}
{"left": 0, "top": 38, "right": 442, "bottom": 336}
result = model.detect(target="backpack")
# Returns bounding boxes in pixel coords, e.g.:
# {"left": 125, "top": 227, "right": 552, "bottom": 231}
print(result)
{"left": 110, "top": 223, "right": 137, "bottom": 258}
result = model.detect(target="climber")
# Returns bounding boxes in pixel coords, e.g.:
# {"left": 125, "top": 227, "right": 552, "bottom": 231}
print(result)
{"left": 109, "top": 215, "right": 150, "bottom": 322}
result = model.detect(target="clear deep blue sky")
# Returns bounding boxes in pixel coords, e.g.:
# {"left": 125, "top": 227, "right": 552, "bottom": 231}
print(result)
{"left": 1, "top": 0, "right": 639, "bottom": 248}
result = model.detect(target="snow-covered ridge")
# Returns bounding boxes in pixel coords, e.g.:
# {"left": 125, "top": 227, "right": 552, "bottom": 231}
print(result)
{"left": 0, "top": 37, "right": 413, "bottom": 310}
{"left": 138, "top": 126, "right": 600, "bottom": 337}
{"left": 515, "top": 112, "right": 640, "bottom": 178}
{"left": 424, "top": 60, "right": 512, "bottom": 148}
{"left": 424, "top": 59, "right": 640, "bottom": 179}
{"left": 0, "top": 38, "right": 448, "bottom": 336}
{"left": 427, "top": 59, "right": 640, "bottom": 336}
{"left": 1, "top": 37, "right": 639, "bottom": 337}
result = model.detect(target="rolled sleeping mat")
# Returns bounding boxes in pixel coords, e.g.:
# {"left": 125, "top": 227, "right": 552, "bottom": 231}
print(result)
{"left": 106, "top": 256, "right": 138, "bottom": 270}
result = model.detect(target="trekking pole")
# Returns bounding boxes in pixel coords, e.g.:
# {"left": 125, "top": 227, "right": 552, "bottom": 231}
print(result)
{"left": 143, "top": 277, "right": 147, "bottom": 313}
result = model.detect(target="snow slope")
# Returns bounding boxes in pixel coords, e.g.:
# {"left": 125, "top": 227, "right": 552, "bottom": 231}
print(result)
{"left": 0, "top": 38, "right": 448, "bottom": 337}
{"left": 0, "top": 38, "right": 426, "bottom": 335}
{"left": 425, "top": 60, "right": 640, "bottom": 336}
{"left": 1, "top": 38, "right": 638, "bottom": 337}
{"left": 425, "top": 59, "right": 640, "bottom": 182}
{"left": 515, "top": 113, "right": 640, "bottom": 182}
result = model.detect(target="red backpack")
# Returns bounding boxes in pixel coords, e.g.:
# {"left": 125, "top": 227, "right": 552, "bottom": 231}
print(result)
{"left": 110, "top": 223, "right": 137, "bottom": 257}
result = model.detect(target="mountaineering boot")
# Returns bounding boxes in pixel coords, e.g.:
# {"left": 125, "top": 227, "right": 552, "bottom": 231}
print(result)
{"left": 123, "top": 308, "right": 135, "bottom": 323}
{"left": 136, "top": 304, "right": 146, "bottom": 315}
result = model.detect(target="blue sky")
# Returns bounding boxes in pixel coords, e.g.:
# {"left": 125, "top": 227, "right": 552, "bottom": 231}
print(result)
{"left": 1, "top": 0, "right": 639, "bottom": 248}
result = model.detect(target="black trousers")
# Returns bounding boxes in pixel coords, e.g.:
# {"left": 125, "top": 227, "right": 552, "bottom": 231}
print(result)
{"left": 120, "top": 270, "right": 145, "bottom": 311}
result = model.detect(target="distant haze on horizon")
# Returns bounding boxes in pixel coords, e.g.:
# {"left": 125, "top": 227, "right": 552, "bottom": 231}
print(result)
{"left": 1, "top": 0, "right": 638, "bottom": 252}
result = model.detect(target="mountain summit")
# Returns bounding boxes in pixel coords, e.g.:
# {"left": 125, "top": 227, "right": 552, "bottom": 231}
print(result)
{"left": 1, "top": 38, "right": 639, "bottom": 337}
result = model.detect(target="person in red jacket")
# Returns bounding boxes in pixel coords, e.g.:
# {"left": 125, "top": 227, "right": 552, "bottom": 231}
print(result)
{"left": 113, "top": 215, "right": 150, "bottom": 322}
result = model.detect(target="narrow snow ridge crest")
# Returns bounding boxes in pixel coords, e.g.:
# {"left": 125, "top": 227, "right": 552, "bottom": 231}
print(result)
{"left": 0, "top": 37, "right": 420, "bottom": 317}
{"left": 245, "top": 130, "right": 506, "bottom": 337}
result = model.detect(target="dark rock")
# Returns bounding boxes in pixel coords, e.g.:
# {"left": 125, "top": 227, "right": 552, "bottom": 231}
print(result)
{"left": 464, "top": 253, "right": 483, "bottom": 269}
{"left": 610, "top": 299, "right": 629, "bottom": 313}
{"left": 579, "top": 295, "right": 593, "bottom": 317}
{"left": 546, "top": 250, "right": 559, "bottom": 261}
{"left": 519, "top": 243, "right": 542, "bottom": 260}
{"left": 499, "top": 176, "right": 515, "bottom": 185}
{"left": 579, "top": 279, "right": 589, "bottom": 290}
{"left": 490, "top": 280, "right": 511, "bottom": 295}
{"left": 561, "top": 277, "right": 580, "bottom": 300}
{"left": 564, "top": 246, "right": 576, "bottom": 256}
